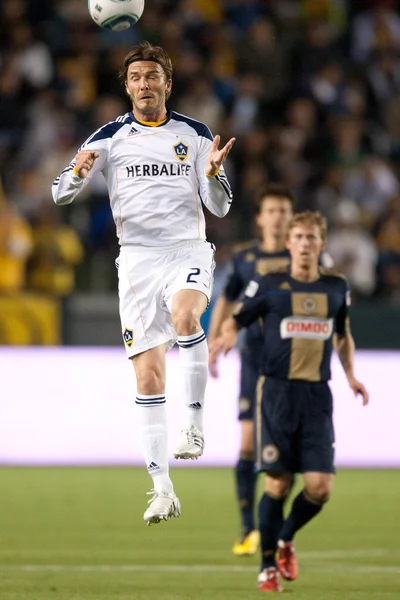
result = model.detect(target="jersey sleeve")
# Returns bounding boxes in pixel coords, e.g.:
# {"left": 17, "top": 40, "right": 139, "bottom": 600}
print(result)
{"left": 196, "top": 128, "right": 233, "bottom": 218}
{"left": 335, "top": 279, "right": 351, "bottom": 336}
{"left": 233, "top": 277, "right": 269, "bottom": 328}
{"left": 51, "top": 132, "right": 109, "bottom": 206}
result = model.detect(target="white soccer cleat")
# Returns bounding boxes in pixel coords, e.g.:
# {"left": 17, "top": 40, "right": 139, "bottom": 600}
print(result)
{"left": 173, "top": 425, "right": 204, "bottom": 460}
{"left": 143, "top": 490, "right": 181, "bottom": 526}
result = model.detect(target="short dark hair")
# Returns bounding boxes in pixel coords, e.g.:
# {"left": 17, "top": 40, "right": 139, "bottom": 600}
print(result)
{"left": 119, "top": 41, "right": 173, "bottom": 85}
{"left": 255, "top": 183, "right": 296, "bottom": 215}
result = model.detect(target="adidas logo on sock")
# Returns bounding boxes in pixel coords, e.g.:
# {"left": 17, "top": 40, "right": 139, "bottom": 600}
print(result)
{"left": 147, "top": 461, "right": 160, "bottom": 473}
{"left": 188, "top": 402, "right": 202, "bottom": 409}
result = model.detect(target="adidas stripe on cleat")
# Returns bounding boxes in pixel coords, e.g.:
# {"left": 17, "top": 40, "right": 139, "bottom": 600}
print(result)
{"left": 174, "top": 425, "right": 204, "bottom": 460}
{"left": 143, "top": 490, "right": 181, "bottom": 525}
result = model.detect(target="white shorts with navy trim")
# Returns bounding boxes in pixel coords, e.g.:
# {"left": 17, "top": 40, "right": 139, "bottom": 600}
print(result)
{"left": 117, "top": 240, "right": 215, "bottom": 358}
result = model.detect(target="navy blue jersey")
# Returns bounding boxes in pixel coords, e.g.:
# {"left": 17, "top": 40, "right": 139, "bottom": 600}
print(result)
{"left": 233, "top": 267, "right": 350, "bottom": 382}
{"left": 223, "top": 241, "right": 290, "bottom": 363}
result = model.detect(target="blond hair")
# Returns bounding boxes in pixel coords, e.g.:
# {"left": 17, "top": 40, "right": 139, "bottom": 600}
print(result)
{"left": 287, "top": 211, "right": 327, "bottom": 240}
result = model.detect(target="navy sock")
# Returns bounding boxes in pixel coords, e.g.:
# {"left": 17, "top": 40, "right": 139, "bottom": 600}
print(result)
{"left": 259, "top": 493, "right": 285, "bottom": 570}
{"left": 235, "top": 455, "right": 257, "bottom": 535}
{"left": 279, "top": 490, "right": 323, "bottom": 542}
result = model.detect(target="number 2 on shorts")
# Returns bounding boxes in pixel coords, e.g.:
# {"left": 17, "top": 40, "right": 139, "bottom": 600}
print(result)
{"left": 186, "top": 267, "right": 200, "bottom": 283}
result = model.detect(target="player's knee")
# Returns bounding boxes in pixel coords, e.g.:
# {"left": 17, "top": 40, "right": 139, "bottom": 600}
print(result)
{"left": 265, "top": 474, "right": 292, "bottom": 499}
{"left": 134, "top": 366, "right": 165, "bottom": 395}
{"left": 240, "top": 439, "right": 254, "bottom": 454}
{"left": 240, "top": 421, "right": 254, "bottom": 453}
{"left": 304, "top": 481, "right": 332, "bottom": 504}
{"left": 172, "top": 307, "right": 201, "bottom": 336}
{"left": 239, "top": 450, "right": 254, "bottom": 461}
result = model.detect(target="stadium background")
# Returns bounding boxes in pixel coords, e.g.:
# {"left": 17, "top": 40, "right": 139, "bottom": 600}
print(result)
{"left": 1, "top": 2, "right": 399, "bottom": 599}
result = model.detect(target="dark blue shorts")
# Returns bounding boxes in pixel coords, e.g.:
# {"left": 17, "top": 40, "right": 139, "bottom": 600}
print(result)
{"left": 255, "top": 377, "right": 335, "bottom": 474}
{"left": 238, "top": 350, "right": 260, "bottom": 421}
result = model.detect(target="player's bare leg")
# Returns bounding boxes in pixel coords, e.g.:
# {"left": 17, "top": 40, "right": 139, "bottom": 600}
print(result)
{"left": 233, "top": 420, "right": 260, "bottom": 556}
{"left": 172, "top": 289, "right": 208, "bottom": 459}
{"left": 277, "top": 472, "right": 333, "bottom": 579}
{"left": 132, "top": 345, "right": 180, "bottom": 525}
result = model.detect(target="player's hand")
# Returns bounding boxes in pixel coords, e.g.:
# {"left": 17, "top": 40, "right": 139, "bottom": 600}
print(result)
{"left": 208, "top": 338, "right": 225, "bottom": 367}
{"left": 205, "top": 135, "right": 236, "bottom": 176}
{"left": 348, "top": 376, "right": 369, "bottom": 406}
{"left": 208, "top": 354, "right": 219, "bottom": 379}
{"left": 74, "top": 150, "right": 100, "bottom": 179}
{"left": 209, "top": 331, "right": 237, "bottom": 363}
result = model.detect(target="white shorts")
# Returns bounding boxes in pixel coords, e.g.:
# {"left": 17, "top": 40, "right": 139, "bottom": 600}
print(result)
{"left": 117, "top": 240, "right": 215, "bottom": 358}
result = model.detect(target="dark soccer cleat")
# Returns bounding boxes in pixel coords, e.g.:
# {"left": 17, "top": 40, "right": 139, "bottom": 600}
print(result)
{"left": 257, "top": 567, "right": 283, "bottom": 592}
{"left": 277, "top": 540, "right": 298, "bottom": 580}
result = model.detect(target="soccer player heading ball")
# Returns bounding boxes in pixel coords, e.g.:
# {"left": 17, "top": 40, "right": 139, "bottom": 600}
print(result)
{"left": 209, "top": 211, "right": 369, "bottom": 592}
{"left": 52, "top": 42, "right": 235, "bottom": 525}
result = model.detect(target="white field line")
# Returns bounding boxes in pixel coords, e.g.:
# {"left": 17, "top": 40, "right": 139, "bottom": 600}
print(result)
{"left": 313, "top": 565, "right": 400, "bottom": 574}
{"left": 0, "top": 565, "right": 399, "bottom": 575}
{"left": 0, "top": 548, "right": 399, "bottom": 575}
{"left": 0, "top": 547, "right": 388, "bottom": 561}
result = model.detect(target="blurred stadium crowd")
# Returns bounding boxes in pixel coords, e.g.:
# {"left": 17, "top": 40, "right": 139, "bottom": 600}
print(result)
{"left": 1, "top": 0, "right": 400, "bottom": 306}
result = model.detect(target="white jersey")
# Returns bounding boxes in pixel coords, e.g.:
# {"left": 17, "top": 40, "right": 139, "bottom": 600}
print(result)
{"left": 52, "top": 111, "right": 233, "bottom": 247}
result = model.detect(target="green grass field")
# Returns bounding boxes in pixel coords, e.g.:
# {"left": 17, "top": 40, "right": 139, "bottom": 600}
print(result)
{"left": 0, "top": 467, "right": 399, "bottom": 599}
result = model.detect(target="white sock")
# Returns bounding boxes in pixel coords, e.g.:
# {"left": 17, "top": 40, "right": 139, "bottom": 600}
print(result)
{"left": 177, "top": 330, "right": 208, "bottom": 432}
{"left": 135, "top": 394, "right": 174, "bottom": 494}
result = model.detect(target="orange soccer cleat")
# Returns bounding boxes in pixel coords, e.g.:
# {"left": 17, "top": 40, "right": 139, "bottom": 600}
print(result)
{"left": 277, "top": 540, "right": 298, "bottom": 581}
{"left": 257, "top": 567, "right": 283, "bottom": 592}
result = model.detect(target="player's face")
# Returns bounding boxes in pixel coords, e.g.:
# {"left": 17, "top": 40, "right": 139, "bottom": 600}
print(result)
{"left": 286, "top": 223, "right": 325, "bottom": 268}
{"left": 125, "top": 61, "right": 172, "bottom": 119}
{"left": 256, "top": 197, "right": 293, "bottom": 240}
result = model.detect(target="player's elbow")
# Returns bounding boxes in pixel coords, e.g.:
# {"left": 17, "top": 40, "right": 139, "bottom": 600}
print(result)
{"left": 211, "top": 204, "right": 230, "bottom": 218}
{"left": 52, "top": 188, "right": 72, "bottom": 206}
{"left": 333, "top": 332, "right": 345, "bottom": 350}
{"left": 219, "top": 203, "right": 231, "bottom": 218}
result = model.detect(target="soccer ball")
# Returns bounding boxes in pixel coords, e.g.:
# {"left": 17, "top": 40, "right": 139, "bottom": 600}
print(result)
{"left": 88, "top": 0, "right": 145, "bottom": 31}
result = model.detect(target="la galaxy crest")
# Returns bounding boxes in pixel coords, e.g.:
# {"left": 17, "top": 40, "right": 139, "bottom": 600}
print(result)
{"left": 123, "top": 327, "right": 134, "bottom": 348}
{"left": 173, "top": 140, "right": 189, "bottom": 162}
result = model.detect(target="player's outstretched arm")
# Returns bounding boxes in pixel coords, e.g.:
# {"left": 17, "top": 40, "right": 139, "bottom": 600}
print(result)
{"left": 208, "top": 296, "right": 236, "bottom": 378}
{"left": 333, "top": 333, "right": 369, "bottom": 406}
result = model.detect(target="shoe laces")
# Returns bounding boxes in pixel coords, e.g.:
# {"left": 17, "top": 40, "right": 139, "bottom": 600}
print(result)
{"left": 279, "top": 540, "right": 295, "bottom": 555}
{"left": 146, "top": 489, "right": 172, "bottom": 505}
{"left": 146, "top": 489, "right": 157, "bottom": 504}
{"left": 183, "top": 425, "right": 203, "bottom": 442}
{"left": 181, "top": 427, "right": 195, "bottom": 442}
{"left": 265, "top": 567, "right": 278, "bottom": 581}
{"left": 259, "top": 567, "right": 277, "bottom": 582}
